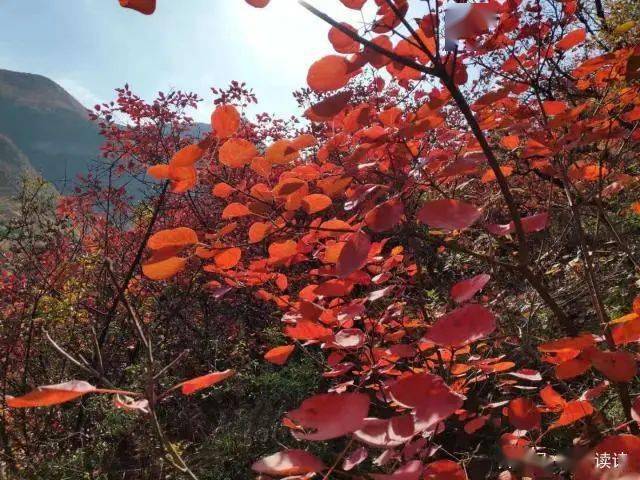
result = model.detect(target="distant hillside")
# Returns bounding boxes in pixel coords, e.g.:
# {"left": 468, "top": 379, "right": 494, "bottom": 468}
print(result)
{"left": 0, "top": 69, "right": 102, "bottom": 190}
{"left": 0, "top": 132, "right": 33, "bottom": 191}
{"left": 0, "top": 134, "right": 35, "bottom": 218}
{"left": 0, "top": 69, "right": 212, "bottom": 213}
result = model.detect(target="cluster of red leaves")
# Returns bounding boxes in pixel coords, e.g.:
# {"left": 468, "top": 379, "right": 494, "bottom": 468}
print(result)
{"left": 6, "top": 0, "right": 640, "bottom": 479}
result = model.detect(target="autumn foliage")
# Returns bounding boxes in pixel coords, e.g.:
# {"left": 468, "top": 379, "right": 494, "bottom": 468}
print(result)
{"left": 2, "top": 0, "right": 640, "bottom": 479}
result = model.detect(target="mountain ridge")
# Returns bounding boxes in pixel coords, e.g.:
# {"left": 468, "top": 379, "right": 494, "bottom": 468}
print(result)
{"left": 0, "top": 68, "right": 102, "bottom": 190}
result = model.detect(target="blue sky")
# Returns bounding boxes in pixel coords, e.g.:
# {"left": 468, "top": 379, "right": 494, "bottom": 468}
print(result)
{"left": 0, "top": 0, "right": 377, "bottom": 122}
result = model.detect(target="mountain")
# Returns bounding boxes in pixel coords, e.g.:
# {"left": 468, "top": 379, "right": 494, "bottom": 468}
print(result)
{"left": 0, "top": 69, "right": 213, "bottom": 215}
{"left": 0, "top": 69, "right": 102, "bottom": 190}
{"left": 0, "top": 134, "right": 33, "bottom": 217}
{"left": 0, "top": 134, "right": 32, "bottom": 196}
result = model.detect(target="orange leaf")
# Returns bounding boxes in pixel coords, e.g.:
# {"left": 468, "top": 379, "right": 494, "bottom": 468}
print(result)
{"left": 481, "top": 165, "right": 513, "bottom": 183}
{"left": 464, "top": 416, "right": 488, "bottom": 434}
{"left": 222, "top": 203, "right": 250, "bottom": 219}
{"left": 568, "top": 163, "right": 608, "bottom": 182}
{"left": 147, "top": 164, "right": 170, "bottom": 180}
{"left": 7, "top": 380, "right": 96, "bottom": 408}
{"left": 212, "top": 182, "right": 234, "bottom": 198}
{"left": 555, "top": 357, "right": 591, "bottom": 380}
{"left": 248, "top": 222, "right": 270, "bottom": 243}
{"left": 307, "top": 55, "right": 350, "bottom": 93}
{"left": 542, "top": 100, "right": 568, "bottom": 116}
{"left": 147, "top": 227, "right": 198, "bottom": 250}
{"left": 268, "top": 240, "right": 297, "bottom": 261}
{"left": 176, "top": 369, "right": 235, "bottom": 395}
{"left": 214, "top": 247, "right": 242, "bottom": 270}
{"left": 170, "top": 144, "right": 204, "bottom": 168}
{"left": 550, "top": 400, "right": 593, "bottom": 429}
{"left": 211, "top": 105, "right": 240, "bottom": 138}
{"left": 538, "top": 334, "right": 596, "bottom": 353}
{"left": 142, "top": 256, "right": 187, "bottom": 280}
{"left": 540, "top": 384, "right": 567, "bottom": 411}
{"left": 290, "top": 133, "right": 317, "bottom": 150}
{"left": 266, "top": 139, "right": 299, "bottom": 165}
{"left": 219, "top": 138, "right": 257, "bottom": 168}
{"left": 500, "top": 135, "right": 520, "bottom": 149}
{"left": 555, "top": 28, "right": 586, "bottom": 50}
{"left": 302, "top": 194, "right": 332, "bottom": 214}
{"left": 264, "top": 345, "right": 295, "bottom": 365}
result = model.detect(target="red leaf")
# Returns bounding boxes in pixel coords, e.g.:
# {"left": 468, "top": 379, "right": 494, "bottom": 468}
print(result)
{"left": 555, "top": 28, "right": 586, "bottom": 50}
{"left": 589, "top": 350, "right": 637, "bottom": 383}
{"left": 343, "top": 446, "right": 368, "bottom": 471}
{"left": 507, "top": 397, "right": 541, "bottom": 431}
{"left": 542, "top": 100, "right": 568, "bottom": 116}
{"left": 371, "top": 460, "right": 423, "bottom": 480}
{"left": 287, "top": 392, "right": 369, "bottom": 440}
{"left": 417, "top": 199, "right": 482, "bottom": 230}
{"left": 119, "top": 0, "right": 156, "bottom": 15}
{"left": 305, "top": 91, "right": 353, "bottom": 121}
{"left": 340, "top": 0, "right": 367, "bottom": 10}
{"left": 336, "top": 231, "right": 371, "bottom": 278}
{"left": 425, "top": 304, "right": 496, "bottom": 347}
{"left": 329, "top": 23, "right": 361, "bottom": 54}
{"left": 555, "top": 357, "right": 591, "bottom": 380}
{"left": 450, "top": 274, "right": 490, "bottom": 303}
{"left": 285, "top": 321, "right": 332, "bottom": 341}
{"left": 245, "top": 0, "right": 270, "bottom": 7}
{"left": 389, "top": 373, "right": 464, "bottom": 432}
{"left": 423, "top": 460, "right": 467, "bottom": 480}
{"left": 365, "top": 198, "right": 404, "bottom": 232}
